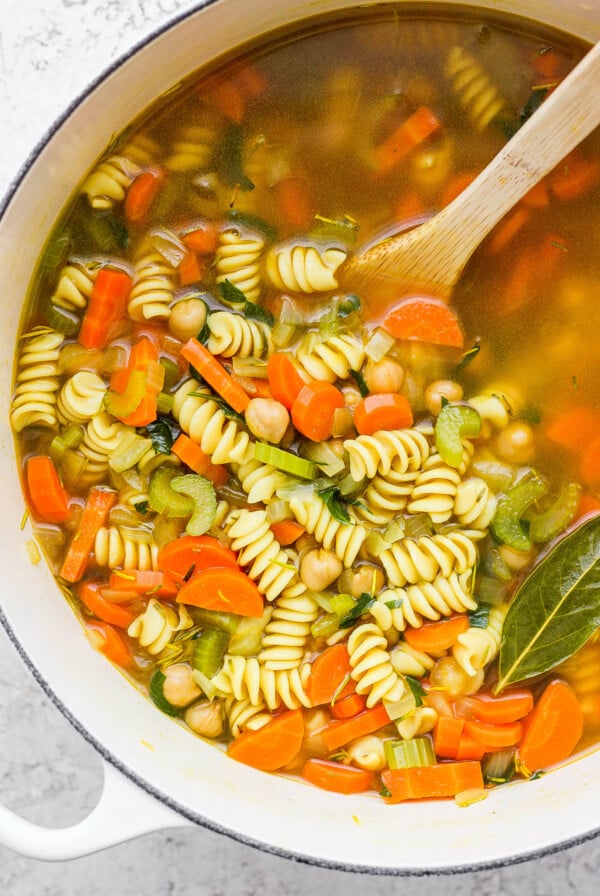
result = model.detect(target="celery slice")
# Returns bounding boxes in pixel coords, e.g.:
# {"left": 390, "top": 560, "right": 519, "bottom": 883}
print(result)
{"left": 170, "top": 474, "right": 217, "bottom": 536}
{"left": 365, "top": 328, "right": 395, "bottom": 362}
{"left": 254, "top": 442, "right": 316, "bottom": 479}
{"left": 192, "top": 628, "right": 230, "bottom": 678}
{"left": 301, "top": 440, "right": 346, "bottom": 476}
{"left": 384, "top": 737, "right": 435, "bottom": 769}
{"left": 383, "top": 692, "right": 417, "bottom": 721}
{"left": 435, "top": 402, "right": 482, "bottom": 468}
{"left": 109, "top": 432, "right": 153, "bottom": 473}
{"left": 49, "top": 424, "right": 85, "bottom": 462}
{"left": 311, "top": 612, "right": 341, "bottom": 639}
{"left": 491, "top": 471, "right": 548, "bottom": 551}
{"left": 149, "top": 669, "right": 180, "bottom": 717}
{"left": 330, "top": 593, "right": 356, "bottom": 617}
{"left": 189, "top": 607, "right": 240, "bottom": 634}
{"left": 529, "top": 481, "right": 582, "bottom": 543}
{"left": 157, "top": 392, "right": 175, "bottom": 414}
{"left": 148, "top": 467, "right": 195, "bottom": 518}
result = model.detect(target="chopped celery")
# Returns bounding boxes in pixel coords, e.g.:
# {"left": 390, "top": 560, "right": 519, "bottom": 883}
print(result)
{"left": 148, "top": 467, "right": 195, "bottom": 518}
{"left": 159, "top": 358, "right": 181, "bottom": 391}
{"left": 49, "top": 424, "right": 85, "bottom": 462}
{"left": 435, "top": 403, "right": 482, "bottom": 468}
{"left": 476, "top": 575, "right": 508, "bottom": 606}
{"left": 275, "top": 480, "right": 320, "bottom": 502}
{"left": 311, "top": 591, "right": 334, "bottom": 613}
{"left": 265, "top": 500, "right": 292, "bottom": 524}
{"left": 109, "top": 432, "right": 154, "bottom": 473}
{"left": 365, "top": 328, "right": 395, "bottom": 362}
{"left": 330, "top": 593, "right": 356, "bottom": 617}
{"left": 43, "top": 299, "right": 80, "bottom": 336}
{"left": 104, "top": 370, "right": 147, "bottom": 418}
{"left": 157, "top": 392, "right": 175, "bottom": 414}
{"left": 491, "top": 471, "right": 548, "bottom": 551}
{"left": 228, "top": 607, "right": 271, "bottom": 656}
{"left": 170, "top": 474, "right": 217, "bottom": 536}
{"left": 336, "top": 472, "right": 365, "bottom": 498}
{"left": 191, "top": 628, "right": 230, "bottom": 678}
{"left": 301, "top": 440, "right": 346, "bottom": 476}
{"left": 149, "top": 669, "right": 180, "bottom": 717}
{"left": 62, "top": 449, "right": 88, "bottom": 487}
{"left": 311, "top": 612, "right": 341, "bottom": 639}
{"left": 383, "top": 518, "right": 407, "bottom": 543}
{"left": 404, "top": 513, "right": 433, "bottom": 538}
{"left": 310, "top": 214, "right": 359, "bottom": 246}
{"left": 384, "top": 737, "right": 435, "bottom": 770}
{"left": 482, "top": 748, "right": 515, "bottom": 785}
{"left": 529, "top": 481, "right": 582, "bottom": 543}
{"left": 41, "top": 232, "right": 71, "bottom": 271}
{"left": 189, "top": 607, "right": 240, "bottom": 634}
{"left": 254, "top": 442, "right": 316, "bottom": 479}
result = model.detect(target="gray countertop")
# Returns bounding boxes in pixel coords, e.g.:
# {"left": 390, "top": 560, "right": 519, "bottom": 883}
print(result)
{"left": 0, "top": 1, "right": 598, "bottom": 892}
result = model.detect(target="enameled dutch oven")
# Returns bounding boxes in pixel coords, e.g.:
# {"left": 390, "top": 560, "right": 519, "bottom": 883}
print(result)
{"left": 1, "top": 0, "right": 599, "bottom": 873}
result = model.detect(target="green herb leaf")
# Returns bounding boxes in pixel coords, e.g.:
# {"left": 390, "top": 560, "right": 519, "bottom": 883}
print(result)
{"left": 149, "top": 669, "right": 180, "bottom": 717}
{"left": 405, "top": 676, "right": 426, "bottom": 708}
{"left": 385, "top": 598, "right": 403, "bottom": 610}
{"left": 219, "top": 123, "right": 255, "bottom": 191}
{"left": 338, "top": 592, "right": 376, "bottom": 629}
{"left": 191, "top": 389, "right": 245, "bottom": 423}
{"left": 520, "top": 87, "right": 550, "bottom": 125}
{"left": 134, "top": 501, "right": 149, "bottom": 515}
{"left": 380, "top": 783, "right": 392, "bottom": 798}
{"left": 218, "top": 279, "right": 247, "bottom": 307}
{"left": 318, "top": 485, "right": 353, "bottom": 525}
{"left": 468, "top": 604, "right": 490, "bottom": 629}
{"left": 496, "top": 515, "right": 600, "bottom": 692}
{"left": 227, "top": 209, "right": 277, "bottom": 242}
{"left": 197, "top": 319, "right": 211, "bottom": 346}
{"left": 350, "top": 368, "right": 369, "bottom": 398}
{"left": 144, "top": 417, "right": 176, "bottom": 455}
{"left": 338, "top": 294, "right": 362, "bottom": 318}
{"left": 310, "top": 213, "right": 359, "bottom": 246}
{"left": 244, "top": 300, "right": 275, "bottom": 327}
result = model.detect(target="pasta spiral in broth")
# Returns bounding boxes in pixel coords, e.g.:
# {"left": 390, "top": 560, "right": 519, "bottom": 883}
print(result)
{"left": 57, "top": 371, "right": 107, "bottom": 425}
{"left": 206, "top": 310, "right": 272, "bottom": 358}
{"left": 343, "top": 428, "right": 431, "bottom": 481}
{"left": 127, "top": 249, "right": 176, "bottom": 322}
{"left": 294, "top": 332, "right": 365, "bottom": 383}
{"left": 50, "top": 261, "right": 99, "bottom": 312}
{"left": 289, "top": 494, "right": 368, "bottom": 567}
{"left": 81, "top": 154, "right": 141, "bottom": 209}
{"left": 347, "top": 623, "right": 407, "bottom": 707}
{"left": 215, "top": 227, "right": 265, "bottom": 303}
{"left": 225, "top": 508, "right": 298, "bottom": 600}
{"left": 172, "top": 379, "right": 254, "bottom": 465}
{"left": 264, "top": 242, "right": 347, "bottom": 293}
{"left": 10, "top": 329, "right": 63, "bottom": 432}
{"left": 93, "top": 525, "right": 159, "bottom": 570}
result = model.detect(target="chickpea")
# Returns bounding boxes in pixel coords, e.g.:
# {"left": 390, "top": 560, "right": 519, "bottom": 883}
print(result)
{"left": 494, "top": 421, "right": 535, "bottom": 465}
{"left": 346, "top": 735, "right": 387, "bottom": 771}
{"left": 168, "top": 297, "right": 208, "bottom": 341}
{"left": 162, "top": 663, "right": 202, "bottom": 707}
{"left": 245, "top": 397, "right": 290, "bottom": 444}
{"left": 338, "top": 564, "right": 385, "bottom": 598}
{"left": 429, "top": 656, "right": 482, "bottom": 699}
{"left": 300, "top": 548, "right": 343, "bottom": 592}
{"left": 424, "top": 379, "right": 464, "bottom": 416}
{"left": 363, "top": 358, "right": 404, "bottom": 394}
{"left": 499, "top": 544, "right": 535, "bottom": 572}
{"left": 184, "top": 700, "right": 224, "bottom": 738}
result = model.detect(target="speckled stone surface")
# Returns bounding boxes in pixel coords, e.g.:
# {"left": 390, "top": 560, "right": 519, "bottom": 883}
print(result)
{"left": 1, "top": 1, "right": 600, "bottom": 892}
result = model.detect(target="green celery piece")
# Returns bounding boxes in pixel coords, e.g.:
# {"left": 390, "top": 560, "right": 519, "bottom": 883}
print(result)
{"left": 43, "top": 298, "right": 80, "bottom": 336}
{"left": 330, "top": 593, "right": 356, "bottom": 617}
{"left": 149, "top": 669, "right": 180, "bottom": 717}
{"left": 170, "top": 474, "right": 217, "bottom": 536}
{"left": 491, "top": 472, "right": 548, "bottom": 551}
{"left": 384, "top": 737, "right": 435, "bottom": 770}
{"left": 435, "top": 403, "right": 482, "bottom": 468}
{"left": 49, "top": 424, "right": 84, "bottom": 462}
{"left": 529, "top": 481, "right": 582, "bottom": 543}
{"left": 311, "top": 613, "right": 341, "bottom": 639}
{"left": 192, "top": 628, "right": 230, "bottom": 678}
{"left": 190, "top": 607, "right": 240, "bottom": 634}
{"left": 104, "top": 370, "right": 147, "bottom": 419}
{"left": 148, "top": 467, "right": 195, "bottom": 518}
{"left": 254, "top": 442, "right": 316, "bottom": 479}
{"left": 109, "top": 433, "right": 153, "bottom": 473}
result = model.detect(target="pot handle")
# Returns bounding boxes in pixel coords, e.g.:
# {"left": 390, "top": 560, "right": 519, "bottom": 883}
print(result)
{"left": 0, "top": 759, "right": 192, "bottom": 860}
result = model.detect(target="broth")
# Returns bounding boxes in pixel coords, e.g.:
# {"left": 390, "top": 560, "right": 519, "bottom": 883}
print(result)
{"left": 10, "top": 6, "right": 600, "bottom": 800}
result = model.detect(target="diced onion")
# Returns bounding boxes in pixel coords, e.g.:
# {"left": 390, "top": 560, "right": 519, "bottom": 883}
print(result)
{"left": 265, "top": 499, "right": 292, "bottom": 524}
{"left": 365, "top": 328, "right": 395, "bottom": 362}
{"left": 150, "top": 227, "right": 187, "bottom": 267}
{"left": 331, "top": 407, "right": 354, "bottom": 438}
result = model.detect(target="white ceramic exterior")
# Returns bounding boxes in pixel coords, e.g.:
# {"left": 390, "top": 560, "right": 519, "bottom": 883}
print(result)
{"left": 1, "top": 0, "right": 599, "bottom": 872}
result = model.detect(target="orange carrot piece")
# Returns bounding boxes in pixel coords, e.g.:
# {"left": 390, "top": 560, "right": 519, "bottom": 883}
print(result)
{"left": 108, "top": 569, "right": 178, "bottom": 597}
{"left": 181, "top": 222, "right": 220, "bottom": 255}
{"left": 178, "top": 250, "right": 204, "bottom": 287}
{"left": 546, "top": 405, "right": 600, "bottom": 454}
{"left": 531, "top": 47, "right": 564, "bottom": 79}
{"left": 440, "top": 170, "right": 479, "bottom": 207}
{"left": 302, "top": 758, "right": 373, "bottom": 794}
{"left": 463, "top": 719, "right": 524, "bottom": 750}
{"left": 500, "top": 233, "right": 566, "bottom": 316}
{"left": 330, "top": 693, "right": 367, "bottom": 720}
{"left": 85, "top": 621, "right": 132, "bottom": 668}
{"left": 177, "top": 566, "right": 263, "bottom": 617}
{"left": 322, "top": 704, "right": 391, "bottom": 752}
{"left": 172, "top": 433, "right": 212, "bottom": 475}
{"left": 353, "top": 393, "right": 413, "bottom": 436}
{"left": 78, "top": 581, "right": 137, "bottom": 628}
{"left": 518, "top": 679, "right": 584, "bottom": 773}
{"left": 306, "top": 643, "right": 353, "bottom": 707}
{"left": 467, "top": 690, "right": 534, "bottom": 725}
{"left": 157, "top": 534, "right": 238, "bottom": 580}
{"left": 382, "top": 296, "right": 465, "bottom": 349}
{"left": 550, "top": 150, "right": 600, "bottom": 202}
{"left": 274, "top": 177, "right": 314, "bottom": 230}
{"left": 581, "top": 435, "right": 600, "bottom": 486}
{"left": 487, "top": 206, "right": 530, "bottom": 254}
{"left": 79, "top": 268, "right": 132, "bottom": 350}
{"left": 235, "top": 376, "right": 273, "bottom": 400}
{"left": 124, "top": 168, "right": 165, "bottom": 223}
{"left": 110, "top": 337, "right": 159, "bottom": 392}
{"left": 404, "top": 614, "right": 470, "bottom": 654}
{"left": 267, "top": 352, "right": 305, "bottom": 409}
{"left": 60, "top": 488, "right": 117, "bottom": 583}
{"left": 207, "top": 80, "right": 245, "bottom": 123}
{"left": 521, "top": 179, "right": 550, "bottom": 208}
{"left": 374, "top": 106, "right": 441, "bottom": 175}
{"left": 381, "top": 761, "right": 483, "bottom": 803}
{"left": 204, "top": 463, "right": 229, "bottom": 487}
{"left": 270, "top": 520, "right": 305, "bottom": 546}
{"left": 26, "top": 455, "right": 70, "bottom": 523}
{"left": 228, "top": 709, "right": 304, "bottom": 771}
{"left": 576, "top": 493, "right": 600, "bottom": 521}
{"left": 434, "top": 716, "right": 465, "bottom": 759}
{"left": 181, "top": 337, "right": 250, "bottom": 413}
{"left": 455, "top": 736, "right": 486, "bottom": 761}
{"left": 234, "top": 63, "right": 268, "bottom": 98}
{"left": 291, "top": 380, "right": 345, "bottom": 442}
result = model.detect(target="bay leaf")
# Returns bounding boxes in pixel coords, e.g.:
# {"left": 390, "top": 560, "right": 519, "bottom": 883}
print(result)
{"left": 496, "top": 514, "right": 600, "bottom": 692}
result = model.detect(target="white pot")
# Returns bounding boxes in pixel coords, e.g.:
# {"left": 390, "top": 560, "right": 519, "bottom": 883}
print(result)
{"left": 1, "top": 0, "right": 599, "bottom": 873}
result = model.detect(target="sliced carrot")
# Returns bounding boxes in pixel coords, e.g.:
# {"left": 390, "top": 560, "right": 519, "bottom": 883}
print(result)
{"left": 204, "top": 463, "right": 229, "bottom": 487}
{"left": 124, "top": 167, "right": 165, "bottom": 224}
{"left": 382, "top": 296, "right": 464, "bottom": 349}
{"left": 110, "top": 337, "right": 158, "bottom": 392}
{"left": 576, "top": 493, "right": 600, "bottom": 521}
{"left": 374, "top": 106, "right": 441, "bottom": 175}
{"left": 440, "top": 170, "right": 479, "bottom": 207}
{"left": 26, "top": 455, "right": 70, "bottom": 523}
{"left": 228, "top": 709, "right": 304, "bottom": 771}
{"left": 302, "top": 758, "right": 373, "bottom": 794}
{"left": 581, "top": 435, "right": 600, "bottom": 486}
{"left": 306, "top": 643, "right": 353, "bottom": 707}
{"left": 550, "top": 150, "right": 600, "bottom": 203}
{"left": 274, "top": 177, "right": 314, "bottom": 230}
{"left": 531, "top": 47, "right": 564, "bottom": 79}
{"left": 78, "top": 580, "right": 137, "bottom": 628}
{"left": 207, "top": 79, "right": 245, "bottom": 123}
{"left": 108, "top": 569, "right": 178, "bottom": 597}
{"left": 107, "top": 337, "right": 164, "bottom": 427}
{"left": 181, "top": 222, "right": 220, "bottom": 255}
{"left": 463, "top": 719, "right": 524, "bottom": 749}
{"left": 546, "top": 405, "right": 600, "bottom": 454}
{"left": 270, "top": 520, "right": 305, "bottom": 546}
{"left": 238, "top": 376, "right": 273, "bottom": 400}
{"left": 353, "top": 393, "right": 413, "bottom": 436}
{"left": 60, "top": 488, "right": 117, "bottom": 583}
{"left": 500, "top": 233, "right": 566, "bottom": 316}
{"left": 181, "top": 337, "right": 250, "bottom": 413}
{"left": 79, "top": 267, "right": 132, "bottom": 350}
{"left": 467, "top": 690, "right": 534, "bottom": 725}
{"left": 455, "top": 736, "right": 486, "bottom": 761}
{"left": 331, "top": 693, "right": 367, "bottom": 720}
{"left": 404, "top": 614, "right": 470, "bottom": 654}
{"left": 291, "top": 380, "right": 345, "bottom": 442}
{"left": 487, "top": 206, "right": 530, "bottom": 254}
{"left": 171, "top": 433, "right": 212, "bottom": 475}
{"left": 177, "top": 566, "right": 263, "bottom": 617}
{"left": 157, "top": 534, "right": 238, "bottom": 580}
{"left": 85, "top": 621, "right": 132, "bottom": 668}
{"left": 322, "top": 704, "right": 391, "bottom": 753}
{"left": 267, "top": 352, "right": 305, "bottom": 410}
{"left": 433, "top": 715, "right": 464, "bottom": 759}
{"left": 234, "top": 62, "right": 268, "bottom": 98}
{"left": 381, "top": 761, "right": 483, "bottom": 803}
{"left": 518, "top": 679, "right": 584, "bottom": 773}
{"left": 521, "top": 179, "right": 550, "bottom": 209}
{"left": 178, "top": 250, "right": 204, "bottom": 287}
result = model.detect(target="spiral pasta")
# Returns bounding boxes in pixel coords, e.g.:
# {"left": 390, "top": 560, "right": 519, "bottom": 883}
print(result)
{"left": 50, "top": 261, "right": 99, "bottom": 312}
{"left": 446, "top": 46, "right": 511, "bottom": 132}
{"left": 206, "top": 310, "right": 272, "bottom": 358}
{"left": 172, "top": 379, "right": 254, "bottom": 466}
{"left": 377, "top": 531, "right": 480, "bottom": 587}
{"left": 390, "top": 642, "right": 437, "bottom": 677}
{"left": 127, "top": 598, "right": 193, "bottom": 655}
{"left": 453, "top": 604, "right": 507, "bottom": 677}
{"left": 378, "top": 571, "right": 477, "bottom": 630}
{"left": 211, "top": 654, "right": 312, "bottom": 710}
{"left": 234, "top": 459, "right": 290, "bottom": 504}
{"left": 343, "top": 428, "right": 431, "bottom": 481}
{"left": 347, "top": 622, "right": 406, "bottom": 707}
{"left": 265, "top": 241, "right": 347, "bottom": 294}
{"left": 225, "top": 509, "right": 298, "bottom": 601}
{"left": 215, "top": 227, "right": 265, "bottom": 303}
{"left": 294, "top": 332, "right": 365, "bottom": 383}
{"left": 166, "top": 122, "right": 220, "bottom": 172}
{"left": 81, "top": 154, "right": 141, "bottom": 209}
{"left": 93, "top": 525, "right": 159, "bottom": 570}
{"left": 127, "top": 249, "right": 175, "bottom": 322}
{"left": 357, "top": 468, "right": 417, "bottom": 525}
{"left": 396, "top": 706, "right": 438, "bottom": 740}
{"left": 288, "top": 495, "right": 367, "bottom": 567}
{"left": 406, "top": 454, "right": 463, "bottom": 524}
{"left": 77, "top": 412, "right": 133, "bottom": 486}
{"left": 225, "top": 697, "right": 273, "bottom": 737}
{"left": 258, "top": 582, "right": 319, "bottom": 670}
{"left": 453, "top": 477, "right": 497, "bottom": 529}
{"left": 11, "top": 328, "right": 63, "bottom": 433}
{"left": 57, "top": 371, "right": 107, "bottom": 425}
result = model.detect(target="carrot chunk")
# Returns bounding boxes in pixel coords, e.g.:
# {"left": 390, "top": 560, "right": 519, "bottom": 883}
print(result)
{"left": 26, "top": 455, "right": 70, "bottom": 523}
{"left": 382, "top": 296, "right": 464, "bottom": 348}
{"left": 291, "top": 381, "right": 345, "bottom": 442}
{"left": 60, "top": 488, "right": 117, "bottom": 583}
{"left": 404, "top": 614, "right": 470, "bottom": 654}
{"left": 381, "top": 761, "right": 483, "bottom": 802}
{"left": 306, "top": 644, "right": 353, "bottom": 706}
{"left": 518, "top": 679, "right": 584, "bottom": 773}
{"left": 302, "top": 759, "right": 373, "bottom": 794}
{"left": 228, "top": 709, "right": 304, "bottom": 771}
{"left": 176, "top": 567, "right": 263, "bottom": 617}
{"left": 353, "top": 393, "right": 413, "bottom": 435}
{"left": 322, "top": 705, "right": 391, "bottom": 752}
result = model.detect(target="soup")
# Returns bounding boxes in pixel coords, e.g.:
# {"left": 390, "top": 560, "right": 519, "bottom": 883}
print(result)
{"left": 10, "top": 6, "right": 600, "bottom": 802}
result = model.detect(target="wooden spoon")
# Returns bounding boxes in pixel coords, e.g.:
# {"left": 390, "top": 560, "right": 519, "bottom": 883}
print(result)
{"left": 341, "top": 40, "right": 600, "bottom": 302}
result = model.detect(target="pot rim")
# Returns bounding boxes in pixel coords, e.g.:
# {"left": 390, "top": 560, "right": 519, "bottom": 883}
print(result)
{"left": 2, "top": 0, "right": 600, "bottom": 875}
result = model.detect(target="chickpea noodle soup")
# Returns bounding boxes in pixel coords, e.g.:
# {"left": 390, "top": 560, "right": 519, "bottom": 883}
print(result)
{"left": 11, "top": 5, "right": 600, "bottom": 802}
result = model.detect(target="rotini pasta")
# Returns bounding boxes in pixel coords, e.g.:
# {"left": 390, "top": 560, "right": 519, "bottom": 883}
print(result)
{"left": 288, "top": 494, "right": 368, "bottom": 567}
{"left": 127, "top": 598, "right": 193, "bottom": 655}
{"left": 390, "top": 642, "right": 437, "bottom": 677}
{"left": 10, "top": 328, "right": 63, "bottom": 432}
{"left": 343, "top": 428, "right": 431, "bottom": 481}
{"left": 453, "top": 477, "right": 497, "bottom": 529}
{"left": 225, "top": 697, "right": 273, "bottom": 738}
{"left": 377, "top": 570, "right": 477, "bottom": 628}
{"left": 127, "top": 248, "right": 175, "bottom": 322}
{"left": 446, "top": 45, "right": 512, "bottom": 131}
{"left": 377, "top": 531, "right": 480, "bottom": 587}
{"left": 81, "top": 154, "right": 141, "bottom": 209}
{"left": 77, "top": 412, "right": 133, "bottom": 487}
{"left": 206, "top": 310, "right": 272, "bottom": 358}
{"left": 406, "top": 454, "right": 463, "bottom": 524}
{"left": 211, "top": 655, "right": 312, "bottom": 710}
{"left": 293, "top": 332, "right": 365, "bottom": 383}
{"left": 258, "top": 582, "right": 319, "bottom": 670}
{"left": 215, "top": 227, "right": 265, "bottom": 303}
{"left": 50, "top": 261, "right": 100, "bottom": 312}
{"left": 234, "top": 459, "right": 291, "bottom": 504}
{"left": 225, "top": 508, "right": 298, "bottom": 601}
{"left": 57, "top": 371, "right": 107, "bottom": 425}
{"left": 93, "top": 525, "right": 159, "bottom": 570}
{"left": 172, "top": 379, "right": 254, "bottom": 466}
{"left": 347, "top": 622, "right": 406, "bottom": 707}
{"left": 265, "top": 241, "right": 347, "bottom": 294}
{"left": 357, "top": 468, "right": 418, "bottom": 525}
{"left": 166, "top": 122, "right": 220, "bottom": 172}
{"left": 396, "top": 706, "right": 438, "bottom": 740}
{"left": 453, "top": 604, "right": 507, "bottom": 677}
